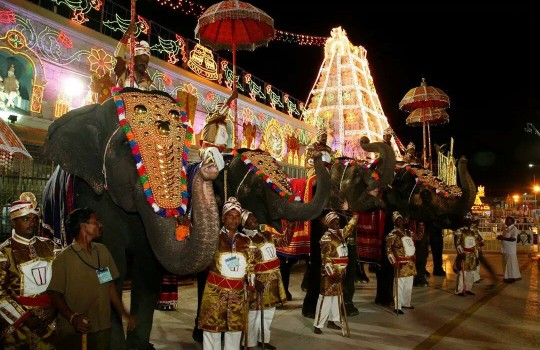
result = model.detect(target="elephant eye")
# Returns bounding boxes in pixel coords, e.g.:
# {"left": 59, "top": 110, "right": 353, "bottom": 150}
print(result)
{"left": 134, "top": 105, "right": 147, "bottom": 115}
{"left": 169, "top": 110, "right": 180, "bottom": 121}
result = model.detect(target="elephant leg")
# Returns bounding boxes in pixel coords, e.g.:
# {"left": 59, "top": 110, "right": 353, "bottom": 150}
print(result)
{"left": 413, "top": 235, "right": 429, "bottom": 287}
{"left": 192, "top": 269, "right": 208, "bottom": 343}
{"left": 278, "top": 255, "right": 297, "bottom": 301}
{"left": 429, "top": 225, "right": 446, "bottom": 275}
{"left": 125, "top": 221, "right": 162, "bottom": 349}
{"left": 343, "top": 238, "right": 359, "bottom": 316}
{"left": 302, "top": 219, "right": 324, "bottom": 318}
{"left": 374, "top": 259, "right": 394, "bottom": 306}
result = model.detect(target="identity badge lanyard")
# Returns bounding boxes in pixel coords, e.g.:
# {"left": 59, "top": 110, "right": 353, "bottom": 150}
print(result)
{"left": 71, "top": 245, "right": 113, "bottom": 284}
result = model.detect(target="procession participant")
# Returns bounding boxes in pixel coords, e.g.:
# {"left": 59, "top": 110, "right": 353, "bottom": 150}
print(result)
{"left": 47, "top": 208, "right": 136, "bottom": 350}
{"left": 198, "top": 197, "right": 256, "bottom": 350}
{"left": 305, "top": 127, "right": 333, "bottom": 178}
{"left": 453, "top": 212, "right": 479, "bottom": 296}
{"left": 402, "top": 142, "right": 419, "bottom": 164}
{"left": 242, "top": 210, "right": 292, "bottom": 350}
{"left": 472, "top": 218, "right": 484, "bottom": 283}
{"left": 0, "top": 192, "right": 60, "bottom": 350}
{"left": 313, "top": 212, "right": 358, "bottom": 334}
{"left": 114, "top": 20, "right": 152, "bottom": 90}
{"left": 385, "top": 211, "right": 416, "bottom": 314}
{"left": 497, "top": 216, "right": 521, "bottom": 283}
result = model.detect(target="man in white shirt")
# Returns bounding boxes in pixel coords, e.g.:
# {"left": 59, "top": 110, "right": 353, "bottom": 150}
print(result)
{"left": 497, "top": 216, "right": 521, "bottom": 283}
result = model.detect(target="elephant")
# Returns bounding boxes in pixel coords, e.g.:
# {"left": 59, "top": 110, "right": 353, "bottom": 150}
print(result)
{"left": 214, "top": 148, "right": 332, "bottom": 230}
{"left": 43, "top": 89, "right": 222, "bottom": 349}
{"left": 384, "top": 156, "right": 476, "bottom": 229}
{"left": 373, "top": 156, "right": 477, "bottom": 305}
{"left": 300, "top": 138, "right": 397, "bottom": 318}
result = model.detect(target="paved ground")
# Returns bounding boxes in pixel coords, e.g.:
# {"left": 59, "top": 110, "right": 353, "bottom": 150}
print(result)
{"left": 122, "top": 251, "right": 540, "bottom": 350}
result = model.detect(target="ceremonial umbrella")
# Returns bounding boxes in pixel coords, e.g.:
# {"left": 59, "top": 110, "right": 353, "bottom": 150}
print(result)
{"left": 406, "top": 107, "right": 450, "bottom": 169}
{"left": 195, "top": 0, "right": 275, "bottom": 147}
{"left": 399, "top": 78, "right": 450, "bottom": 169}
{"left": 0, "top": 117, "right": 32, "bottom": 172}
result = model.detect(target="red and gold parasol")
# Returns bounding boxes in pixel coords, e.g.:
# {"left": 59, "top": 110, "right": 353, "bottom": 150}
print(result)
{"left": 399, "top": 78, "right": 450, "bottom": 169}
{"left": 0, "top": 117, "right": 32, "bottom": 171}
{"left": 406, "top": 107, "right": 449, "bottom": 126}
{"left": 195, "top": 0, "right": 274, "bottom": 147}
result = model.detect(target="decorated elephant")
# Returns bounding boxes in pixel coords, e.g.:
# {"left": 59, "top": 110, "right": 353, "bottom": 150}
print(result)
{"left": 300, "top": 138, "right": 397, "bottom": 317}
{"left": 215, "top": 148, "right": 332, "bottom": 229}
{"left": 43, "top": 89, "right": 221, "bottom": 349}
{"left": 385, "top": 156, "right": 476, "bottom": 229}
{"left": 373, "top": 156, "right": 477, "bottom": 305}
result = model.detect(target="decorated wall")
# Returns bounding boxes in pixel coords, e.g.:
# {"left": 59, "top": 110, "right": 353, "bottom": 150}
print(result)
{"left": 0, "top": 0, "right": 316, "bottom": 165}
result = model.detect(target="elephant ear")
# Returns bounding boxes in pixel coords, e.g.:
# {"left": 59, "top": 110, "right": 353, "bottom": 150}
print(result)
{"left": 44, "top": 101, "right": 118, "bottom": 195}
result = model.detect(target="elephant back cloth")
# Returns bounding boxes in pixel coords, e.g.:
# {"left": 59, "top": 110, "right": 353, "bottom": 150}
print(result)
{"left": 232, "top": 150, "right": 311, "bottom": 257}
{"left": 394, "top": 163, "right": 463, "bottom": 201}
{"left": 42, "top": 166, "right": 77, "bottom": 247}
{"left": 111, "top": 88, "right": 193, "bottom": 218}
{"left": 356, "top": 210, "right": 387, "bottom": 263}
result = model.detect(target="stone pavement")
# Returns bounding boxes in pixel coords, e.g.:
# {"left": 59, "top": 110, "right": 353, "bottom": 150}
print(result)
{"left": 122, "top": 252, "right": 539, "bottom": 350}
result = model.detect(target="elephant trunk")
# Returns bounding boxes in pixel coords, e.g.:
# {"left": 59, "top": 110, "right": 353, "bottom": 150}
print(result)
{"left": 270, "top": 154, "right": 330, "bottom": 221}
{"left": 138, "top": 169, "right": 219, "bottom": 275}
{"left": 454, "top": 156, "right": 476, "bottom": 216}
{"left": 361, "top": 140, "right": 397, "bottom": 190}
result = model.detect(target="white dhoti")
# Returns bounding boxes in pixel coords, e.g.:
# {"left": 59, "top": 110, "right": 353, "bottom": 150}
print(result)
{"left": 203, "top": 330, "right": 242, "bottom": 350}
{"left": 394, "top": 275, "right": 414, "bottom": 309}
{"left": 472, "top": 264, "right": 481, "bottom": 282}
{"left": 455, "top": 270, "right": 474, "bottom": 294}
{"left": 246, "top": 307, "right": 276, "bottom": 347}
{"left": 502, "top": 253, "right": 521, "bottom": 280}
{"left": 313, "top": 294, "right": 340, "bottom": 329}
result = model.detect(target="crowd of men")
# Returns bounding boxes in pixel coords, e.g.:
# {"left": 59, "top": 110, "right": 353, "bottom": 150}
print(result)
{"left": 1, "top": 187, "right": 523, "bottom": 349}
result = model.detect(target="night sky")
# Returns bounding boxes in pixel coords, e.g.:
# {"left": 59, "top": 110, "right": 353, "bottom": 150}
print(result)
{"left": 133, "top": 1, "right": 539, "bottom": 197}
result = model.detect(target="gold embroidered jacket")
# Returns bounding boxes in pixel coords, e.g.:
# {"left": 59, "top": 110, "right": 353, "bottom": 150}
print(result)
{"left": 0, "top": 232, "right": 60, "bottom": 345}
{"left": 198, "top": 229, "right": 255, "bottom": 333}
{"left": 247, "top": 227, "right": 293, "bottom": 310}
{"left": 453, "top": 226, "right": 479, "bottom": 271}
{"left": 385, "top": 228, "right": 417, "bottom": 278}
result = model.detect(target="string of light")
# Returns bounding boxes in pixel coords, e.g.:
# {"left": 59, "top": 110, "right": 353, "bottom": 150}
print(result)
{"left": 274, "top": 30, "right": 326, "bottom": 46}
{"left": 154, "top": 0, "right": 206, "bottom": 16}
{"left": 151, "top": 1, "right": 327, "bottom": 46}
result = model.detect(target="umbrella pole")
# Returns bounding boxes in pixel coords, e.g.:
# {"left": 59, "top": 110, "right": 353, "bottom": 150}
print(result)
{"left": 232, "top": 41, "right": 238, "bottom": 149}
{"left": 427, "top": 121, "right": 432, "bottom": 171}
{"left": 128, "top": 0, "right": 136, "bottom": 88}
{"left": 422, "top": 106, "right": 427, "bottom": 168}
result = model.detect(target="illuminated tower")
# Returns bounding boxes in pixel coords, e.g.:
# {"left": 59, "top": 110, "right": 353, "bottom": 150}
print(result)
{"left": 303, "top": 27, "right": 400, "bottom": 159}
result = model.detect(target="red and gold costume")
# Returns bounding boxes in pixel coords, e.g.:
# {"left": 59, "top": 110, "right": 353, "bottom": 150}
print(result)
{"left": 244, "top": 220, "right": 292, "bottom": 348}
{"left": 386, "top": 228, "right": 417, "bottom": 278}
{"left": 453, "top": 219, "right": 479, "bottom": 294}
{"left": 314, "top": 213, "right": 357, "bottom": 330}
{"left": 198, "top": 228, "right": 255, "bottom": 333}
{"left": 386, "top": 212, "right": 416, "bottom": 311}
{"left": 0, "top": 194, "right": 61, "bottom": 349}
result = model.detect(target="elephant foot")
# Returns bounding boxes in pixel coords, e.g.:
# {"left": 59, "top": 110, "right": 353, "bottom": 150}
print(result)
{"left": 345, "top": 304, "right": 359, "bottom": 317}
{"left": 192, "top": 327, "right": 203, "bottom": 343}
{"left": 302, "top": 310, "right": 315, "bottom": 319}
{"left": 433, "top": 269, "right": 447, "bottom": 276}
{"left": 286, "top": 291, "right": 293, "bottom": 301}
{"left": 128, "top": 344, "right": 155, "bottom": 350}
